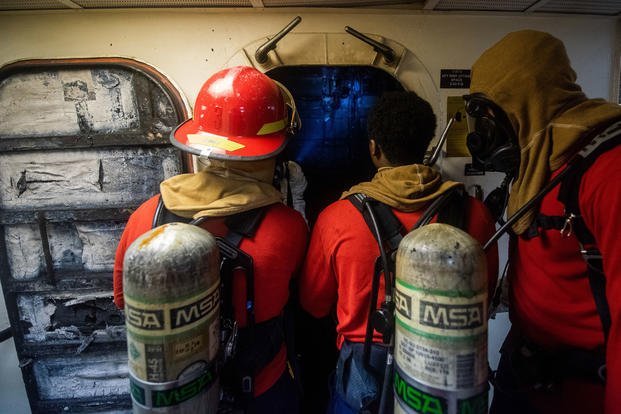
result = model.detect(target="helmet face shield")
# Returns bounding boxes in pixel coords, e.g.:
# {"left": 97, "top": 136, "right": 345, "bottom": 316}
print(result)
{"left": 463, "top": 93, "right": 519, "bottom": 174}
{"left": 171, "top": 66, "right": 299, "bottom": 161}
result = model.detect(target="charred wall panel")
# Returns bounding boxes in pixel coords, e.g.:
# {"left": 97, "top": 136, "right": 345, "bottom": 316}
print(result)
{"left": 0, "top": 62, "right": 186, "bottom": 413}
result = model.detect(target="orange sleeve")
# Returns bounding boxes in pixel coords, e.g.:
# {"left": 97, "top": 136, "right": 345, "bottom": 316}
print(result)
{"left": 299, "top": 211, "right": 338, "bottom": 318}
{"left": 580, "top": 146, "right": 621, "bottom": 413}
{"left": 113, "top": 195, "right": 161, "bottom": 308}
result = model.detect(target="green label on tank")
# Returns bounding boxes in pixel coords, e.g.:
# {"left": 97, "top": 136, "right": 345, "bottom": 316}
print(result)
{"left": 152, "top": 369, "right": 215, "bottom": 408}
{"left": 394, "top": 367, "right": 488, "bottom": 414}
{"left": 130, "top": 379, "right": 146, "bottom": 405}
{"left": 457, "top": 390, "right": 488, "bottom": 414}
{"left": 395, "top": 369, "right": 447, "bottom": 414}
{"left": 130, "top": 364, "right": 217, "bottom": 408}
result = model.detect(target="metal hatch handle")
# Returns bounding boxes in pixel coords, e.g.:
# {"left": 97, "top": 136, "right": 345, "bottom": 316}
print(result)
{"left": 344, "top": 26, "right": 395, "bottom": 64}
{"left": 255, "top": 16, "right": 302, "bottom": 64}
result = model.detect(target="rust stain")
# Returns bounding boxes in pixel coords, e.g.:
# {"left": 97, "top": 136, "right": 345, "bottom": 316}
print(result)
{"left": 139, "top": 225, "right": 167, "bottom": 249}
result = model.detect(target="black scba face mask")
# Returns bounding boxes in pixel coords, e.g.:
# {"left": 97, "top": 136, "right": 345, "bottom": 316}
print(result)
{"left": 463, "top": 93, "right": 520, "bottom": 174}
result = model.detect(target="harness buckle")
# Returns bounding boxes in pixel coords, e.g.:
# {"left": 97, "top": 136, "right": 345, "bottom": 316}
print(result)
{"left": 223, "top": 319, "right": 239, "bottom": 362}
{"left": 580, "top": 247, "right": 603, "bottom": 262}
{"left": 560, "top": 213, "right": 576, "bottom": 238}
{"left": 241, "top": 375, "right": 253, "bottom": 394}
{"left": 598, "top": 364, "right": 607, "bottom": 383}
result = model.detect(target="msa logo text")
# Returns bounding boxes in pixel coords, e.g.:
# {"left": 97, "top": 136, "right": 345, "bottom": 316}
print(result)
{"left": 171, "top": 288, "right": 220, "bottom": 329}
{"left": 126, "top": 304, "right": 164, "bottom": 330}
{"left": 420, "top": 301, "right": 483, "bottom": 330}
{"left": 395, "top": 289, "right": 412, "bottom": 319}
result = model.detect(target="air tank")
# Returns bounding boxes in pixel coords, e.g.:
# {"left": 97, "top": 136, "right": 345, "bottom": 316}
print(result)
{"left": 394, "top": 223, "right": 488, "bottom": 414}
{"left": 123, "top": 222, "right": 221, "bottom": 413}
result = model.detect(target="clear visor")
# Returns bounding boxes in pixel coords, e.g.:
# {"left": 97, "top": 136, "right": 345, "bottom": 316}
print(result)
{"left": 466, "top": 112, "right": 477, "bottom": 134}
{"left": 467, "top": 114, "right": 496, "bottom": 142}
{"left": 464, "top": 96, "right": 496, "bottom": 138}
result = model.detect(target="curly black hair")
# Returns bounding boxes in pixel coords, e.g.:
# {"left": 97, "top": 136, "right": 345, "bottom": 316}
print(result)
{"left": 367, "top": 90, "right": 437, "bottom": 165}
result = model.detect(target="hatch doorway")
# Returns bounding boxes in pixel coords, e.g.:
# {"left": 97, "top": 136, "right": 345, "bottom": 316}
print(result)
{"left": 268, "top": 65, "right": 405, "bottom": 224}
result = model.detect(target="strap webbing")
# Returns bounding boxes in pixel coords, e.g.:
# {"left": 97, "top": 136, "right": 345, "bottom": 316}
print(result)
{"left": 556, "top": 121, "right": 621, "bottom": 341}
{"left": 348, "top": 193, "right": 405, "bottom": 253}
{"left": 413, "top": 186, "right": 467, "bottom": 230}
{"left": 346, "top": 187, "right": 468, "bottom": 371}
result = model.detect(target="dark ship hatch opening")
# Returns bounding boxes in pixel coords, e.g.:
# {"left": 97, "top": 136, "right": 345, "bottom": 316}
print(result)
{"left": 267, "top": 65, "right": 405, "bottom": 225}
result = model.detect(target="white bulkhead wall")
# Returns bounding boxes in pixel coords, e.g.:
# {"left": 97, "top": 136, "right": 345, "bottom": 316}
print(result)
{"left": 1, "top": 9, "right": 616, "bottom": 185}
{"left": 0, "top": 7, "right": 618, "bottom": 413}
{"left": 0, "top": 9, "right": 617, "bottom": 109}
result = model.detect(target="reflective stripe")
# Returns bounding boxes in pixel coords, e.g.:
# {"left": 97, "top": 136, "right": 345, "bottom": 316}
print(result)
{"left": 257, "top": 118, "right": 286, "bottom": 135}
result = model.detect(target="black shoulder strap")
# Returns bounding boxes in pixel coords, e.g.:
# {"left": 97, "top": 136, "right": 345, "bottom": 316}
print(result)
{"left": 347, "top": 188, "right": 469, "bottom": 371}
{"left": 212, "top": 209, "right": 265, "bottom": 324}
{"left": 221, "top": 208, "right": 267, "bottom": 246}
{"left": 347, "top": 193, "right": 402, "bottom": 370}
{"left": 556, "top": 120, "right": 621, "bottom": 341}
{"left": 346, "top": 186, "right": 469, "bottom": 271}
{"left": 152, "top": 196, "right": 191, "bottom": 228}
{"left": 347, "top": 193, "right": 405, "bottom": 253}
{"left": 153, "top": 195, "right": 266, "bottom": 324}
{"left": 437, "top": 187, "right": 468, "bottom": 230}
{"left": 347, "top": 186, "right": 468, "bottom": 248}
{"left": 558, "top": 120, "right": 621, "bottom": 243}
{"left": 193, "top": 207, "right": 266, "bottom": 328}
{"left": 415, "top": 185, "right": 468, "bottom": 230}
{"left": 153, "top": 194, "right": 266, "bottom": 242}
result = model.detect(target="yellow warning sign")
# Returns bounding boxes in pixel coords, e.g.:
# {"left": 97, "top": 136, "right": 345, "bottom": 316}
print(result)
{"left": 445, "top": 96, "right": 470, "bottom": 157}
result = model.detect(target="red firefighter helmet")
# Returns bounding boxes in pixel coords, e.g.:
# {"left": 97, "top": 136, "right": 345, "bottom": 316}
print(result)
{"left": 171, "top": 66, "right": 298, "bottom": 161}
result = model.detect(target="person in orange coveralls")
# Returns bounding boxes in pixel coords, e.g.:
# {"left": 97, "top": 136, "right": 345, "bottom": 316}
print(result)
{"left": 464, "top": 30, "right": 621, "bottom": 414}
{"left": 299, "top": 90, "right": 499, "bottom": 414}
{"left": 113, "top": 66, "right": 308, "bottom": 414}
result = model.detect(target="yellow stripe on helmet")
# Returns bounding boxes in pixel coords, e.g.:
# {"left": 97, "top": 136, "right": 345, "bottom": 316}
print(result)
{"left": 257, "top": 118, "right": 286, "bottom": 135}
